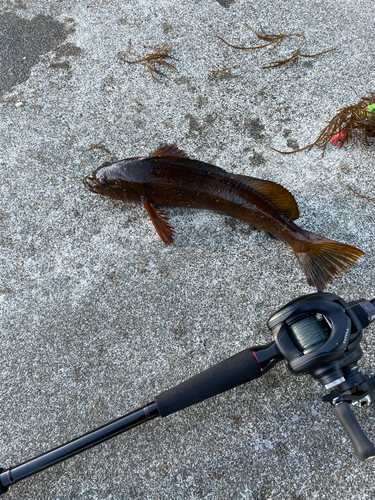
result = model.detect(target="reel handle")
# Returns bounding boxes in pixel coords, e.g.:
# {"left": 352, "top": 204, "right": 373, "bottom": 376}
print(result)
{"left": 333, "top": 402, "right": 375, "bottom": 461}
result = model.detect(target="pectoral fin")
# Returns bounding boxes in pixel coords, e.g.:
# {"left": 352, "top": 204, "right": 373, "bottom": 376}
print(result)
{"left": 266, "top": 232, "right": 280, "bottom": 240}
{"left": 142, "top": 198, "right": 175, "bottom": 245}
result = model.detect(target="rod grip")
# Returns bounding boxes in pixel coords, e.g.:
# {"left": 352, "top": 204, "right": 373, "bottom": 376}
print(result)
{"left": 333, "top": 402, "right": 375, "bottom": 461}
{"left": 155, "top": 348, "right": 262, "bottom": 417}
{"left": 0, "top": 469, "right": 8, "bottom": 495}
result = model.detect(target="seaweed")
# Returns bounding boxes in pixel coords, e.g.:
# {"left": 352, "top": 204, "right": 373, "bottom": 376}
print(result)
{"left": 131, "top": 98, "right": 144, "bottom": 107}
{"left": 118, "top": 41, "right": 178, "bottom": 83}
{"left": 79, "top": 144, "right": 112, "bottom": 158}
{"left": 272, "top": 93, "right": 375, "bottom": 156}
{"left": 219, "top": 24, "right": 335, "bottom": 69}
{"left": 210, "top": 65, "right": 238, "bottom": 74}
{"left": 348, "top": 185, "right": 375, "bottom": 204}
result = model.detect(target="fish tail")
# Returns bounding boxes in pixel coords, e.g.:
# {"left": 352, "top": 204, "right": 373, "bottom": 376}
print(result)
{"left": 293, "top": 233, "right": 364, "bottom": 291}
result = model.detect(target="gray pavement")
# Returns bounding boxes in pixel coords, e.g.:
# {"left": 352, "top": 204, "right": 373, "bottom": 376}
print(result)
{"left": 1, "top": 1, "right": 375, "bottom": 499}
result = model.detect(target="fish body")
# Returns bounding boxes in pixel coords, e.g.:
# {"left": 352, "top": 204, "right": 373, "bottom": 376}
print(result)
{"left": 84, "top": 145, "right": 364, "bottom": 290}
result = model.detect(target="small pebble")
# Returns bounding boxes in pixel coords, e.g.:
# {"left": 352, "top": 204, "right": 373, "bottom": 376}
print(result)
{"left": 15, "top": 102, "right": 23, "bottom": 108}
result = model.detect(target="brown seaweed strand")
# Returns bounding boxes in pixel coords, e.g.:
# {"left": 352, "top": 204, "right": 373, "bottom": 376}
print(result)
{"left": 219, "top": 24, "right": 335, "bottom": 69}
{"left": 118, "top": 41, "right": 178, "bottom": 83}
{"left": 218, "top": 36, "right": 278, "bottom": 50}
{"left": 348, "top": 185, "right": 375, "bottom": 204}
{"left": 210, "top": 65, "right": 238, "bottom": 73}
{"left": 249, "top": 25, "right": 335, "bottom": 68}
{"left": 79, "top": 144, "right": 112, "bottom": 158}
{"left": 245, "top": 23, "right": 299, "bottom": 49}
{"left": 265, "top": 47, "right": 336, "bottom": 69}
{"left": 299, "top": 48, "right": 336, "bottom": 59}
{"left": 132, "top": 98, "right": 144, "bottom": 107}
{"left": 218, "top": 23, "right": 295, "bottom": 51}
{"left": 262, "top": 45, "right": 303, "bottom": 69}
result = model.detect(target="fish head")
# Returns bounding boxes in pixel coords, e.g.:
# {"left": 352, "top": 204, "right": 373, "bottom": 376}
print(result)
{"left": 330, "top": 129, "right": 347, "bottom": 148}
{"left": 83, "top": 160, "right": 140, "bottom": 201}
{"left": 83, "top": 172, "right": 116, "bottom": 197}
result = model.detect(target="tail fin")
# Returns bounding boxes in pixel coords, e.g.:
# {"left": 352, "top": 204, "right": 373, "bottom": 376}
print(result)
{"left": 294, "top": 236, "right": 364, "bottom": 291}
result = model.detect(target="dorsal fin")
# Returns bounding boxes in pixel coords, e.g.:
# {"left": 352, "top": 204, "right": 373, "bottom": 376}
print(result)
{"left": 152, "top": 145, "right": 190, "bottom": 158}
{"left": 231, "top": 174, "right": 300, "bottom": 221}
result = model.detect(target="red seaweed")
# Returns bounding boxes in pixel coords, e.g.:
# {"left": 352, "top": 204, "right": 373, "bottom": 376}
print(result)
{"left": 272, "top": 93, "right": 375, "bottom": 156}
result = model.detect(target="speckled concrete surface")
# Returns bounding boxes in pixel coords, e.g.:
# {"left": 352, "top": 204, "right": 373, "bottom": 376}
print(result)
{"left": 0, "top": 1, "right": 375, "bottom": 499}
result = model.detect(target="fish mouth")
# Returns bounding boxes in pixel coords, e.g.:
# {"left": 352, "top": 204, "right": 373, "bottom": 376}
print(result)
{"left": 83, "top": 176, "right": 99, "bottom": 193}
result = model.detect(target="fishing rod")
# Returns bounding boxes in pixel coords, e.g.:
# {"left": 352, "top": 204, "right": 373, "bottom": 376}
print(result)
{"left": 1, "top": 291, "right": 375, "bottom": 494}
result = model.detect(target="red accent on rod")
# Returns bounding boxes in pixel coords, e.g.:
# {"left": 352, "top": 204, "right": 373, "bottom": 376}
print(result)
{"left": 7, "top": 470, "right": 14, "bottom": 485}
{"left": 250, "top": 349, "right": 263, "bottom": 375}
{"left": 145, "top": 405, "right": 151, "bottom": 418}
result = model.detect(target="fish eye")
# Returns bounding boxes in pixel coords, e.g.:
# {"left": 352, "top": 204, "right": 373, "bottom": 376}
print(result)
{"left": 99, "top": 178, "right": 108, "bottom": 187}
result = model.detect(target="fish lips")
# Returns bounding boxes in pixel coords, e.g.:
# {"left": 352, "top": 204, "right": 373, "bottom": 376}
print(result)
{"left": 83, "top": 176, "right": 100, "bottom": 193}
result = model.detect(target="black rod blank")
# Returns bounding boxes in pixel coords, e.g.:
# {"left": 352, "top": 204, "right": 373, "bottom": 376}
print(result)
{"left": 0, "top": 402, "right": 160, "bottom": 490}
{"left": 0, "top": 346, "right": 273, "bottom": 494}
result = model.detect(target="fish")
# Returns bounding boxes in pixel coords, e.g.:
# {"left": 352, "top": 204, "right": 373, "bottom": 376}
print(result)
{"left": 83, "top": 145, "right": 364, "bottom": 291}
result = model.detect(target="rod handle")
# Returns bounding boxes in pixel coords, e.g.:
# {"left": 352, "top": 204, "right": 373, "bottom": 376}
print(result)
{"left": 333, "top": 402, "right": 375, "bottom": 461}
{"left": 155, "top": 348, "right": 263, "bottom": 417}
{"left": 0, "top": 469, "right": 8, "bottom": 495}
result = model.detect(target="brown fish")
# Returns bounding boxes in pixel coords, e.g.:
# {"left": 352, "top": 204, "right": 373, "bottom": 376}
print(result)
{"left": 83, "top": 145, "right": 364, "bottom": 291}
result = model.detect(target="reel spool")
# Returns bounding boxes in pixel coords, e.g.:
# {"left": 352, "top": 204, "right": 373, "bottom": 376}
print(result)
{"left": 288, "top": 314, "right": 330, "bottom": 353}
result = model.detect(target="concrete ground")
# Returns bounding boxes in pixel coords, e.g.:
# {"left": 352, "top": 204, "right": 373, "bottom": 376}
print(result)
{"left": 1, "top": 1, "right": 375, "bottom": 498}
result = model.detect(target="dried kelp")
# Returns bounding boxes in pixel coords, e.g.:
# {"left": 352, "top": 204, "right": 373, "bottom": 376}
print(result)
{"left": 79, "top": 144, "right": 112, "bottom": 158}
{"left": 272, "top": 93, "right": 375, "bottom": 156}
{"left": 219, "top": 24, "right": 335, "bottom": 69}
{"left": 131, "top": 98, "right": 144, "bottom": 107}
{"left": 210, "top": 65, "right": 238, "bottom": 74}
{"left": 348, "top": 185, "right": 375, "bottom": 204}
{"left": 118, "top": 41, "right": 178, "bottom": 83}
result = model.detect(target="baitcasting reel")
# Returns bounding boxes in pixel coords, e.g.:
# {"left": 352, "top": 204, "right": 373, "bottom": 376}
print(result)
{"left": 0, "top": 292, "right": 375, "bottom": 494}
{"left": 267, "top": 292, "right": 375, "bottom": 461}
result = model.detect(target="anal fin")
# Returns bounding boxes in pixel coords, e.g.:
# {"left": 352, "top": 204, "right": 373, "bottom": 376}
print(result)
{"left": 142, "top": 197, "right": 175, "bottom": 245}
